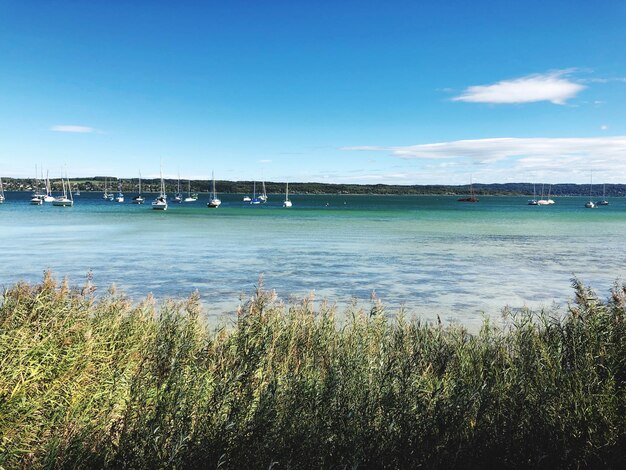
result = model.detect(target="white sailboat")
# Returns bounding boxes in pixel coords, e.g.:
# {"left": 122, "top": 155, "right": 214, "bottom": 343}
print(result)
{"left": 546, "top": 184, "right": 555, "bottom": 204}
{"left": 537, "top": 183, "right": 549, "bottom": 205}
{"left": 242, "top": 184, "right": 252, "bottom": 202}
{"left": 103, "top": 177, "right": 113, "bottom": 200}
{"left": 43, "top": 171, "right": 55, "bottom": 202}
{"left": 30, "top": 166, "right": 45, "bottom": 204}
{"left": 596, "top": 183, "right": 609, "bottom": 206}
{"left": 184, "top": 180, "right": 197, "bottom": 202}
{"left": 259, "top": 180, "right": 268, "bottom": 202}
{"left": 242, "top": 181, "right": 252, "bottom": 201}
{"left": 0, "top": 176, "right": 5, "bottom": 203}
{"left": 115, "top": 179, "right": 124, "bottom": 203}
{"left": 152, "top": 167, "right": 168, "bottom": 210}
{"left": 133, "top": 171, "right": 145, "bottom": 204}
{"left": 585, "top": 171, "right": 596, "bottom": 208}
{"left": 207, "top": 171, "right": 221, "bottom": 208}
{"left": 283, "top": 182, "right": 292, "bottom": 208}
{"left": 173, "top": 173, "right": 183, "bottom": 203}
{"left": 52, "top": 175, "right": 74, "bottom": 207}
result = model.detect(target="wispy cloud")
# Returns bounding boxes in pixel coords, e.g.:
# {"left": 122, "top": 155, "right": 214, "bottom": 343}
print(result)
{"left": 452, "top": 71, "right": 585, "bottom": 105}
{"left": 259, "top": 159, "right": 272, "bottom": 163}
{"left": 579, "top": 76, "right": 626, "bottom": 84}
{"left": 344, "top": 137, "right": 626, "bottom": 183}
{"left": 345, "top": 137, "right": 626, "bottom": 162}
{"left": 50, "top": 125, "right": 95, "bottom": 133}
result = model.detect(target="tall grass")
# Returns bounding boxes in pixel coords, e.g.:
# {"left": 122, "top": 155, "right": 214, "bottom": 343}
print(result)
{"left": 1, "top": 273, "right": 624, "bottom": 468}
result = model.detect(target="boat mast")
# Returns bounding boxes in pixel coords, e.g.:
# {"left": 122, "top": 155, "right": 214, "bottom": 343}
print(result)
{"left": 68, "top": 173, "right": 73, "bottom": 202}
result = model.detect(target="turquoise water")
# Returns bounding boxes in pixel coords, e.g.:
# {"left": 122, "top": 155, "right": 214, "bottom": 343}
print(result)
{"left": 1, "top": 191, "right": 625, "bottom": 328}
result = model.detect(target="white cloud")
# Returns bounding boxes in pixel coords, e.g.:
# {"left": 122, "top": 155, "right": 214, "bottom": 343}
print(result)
{"left": 344, "top": 136, "right": 626, "bottom": 183}
{"left": 50, "top": 125, "right": 95, "bottom": 133}
{"left": 259, "top": 159, "right": 272, "bottom": 164}
{"left": 600, "top": 125, "right": 608, "bottom": 131}
{"left": 346, "top": 137, "right": 626, "bottom": 162}
{"left": 452, "top": 71, "right": 585, "bottom": 104}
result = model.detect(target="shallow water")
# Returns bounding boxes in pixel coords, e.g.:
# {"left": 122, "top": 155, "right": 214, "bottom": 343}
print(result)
{"left": 1, "top": 191, "right": 625, "bottom": 328}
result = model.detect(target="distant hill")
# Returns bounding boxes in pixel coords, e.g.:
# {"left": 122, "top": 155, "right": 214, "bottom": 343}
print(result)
{"left": 2, "top": 177, "right": 625, "bottom": 197}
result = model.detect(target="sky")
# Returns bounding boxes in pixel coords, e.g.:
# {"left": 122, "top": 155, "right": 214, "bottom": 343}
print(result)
{"left": 2, "top": 0, "right": 626, "bottom": 184}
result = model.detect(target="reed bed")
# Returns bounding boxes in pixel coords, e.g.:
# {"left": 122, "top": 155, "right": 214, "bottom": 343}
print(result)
{"left": 0, "top": 273, "right": 624, "bottom": 469}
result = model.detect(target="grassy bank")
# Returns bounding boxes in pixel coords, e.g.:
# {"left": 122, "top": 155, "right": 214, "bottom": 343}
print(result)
{"left": 1, "top": 274, "right": 624, "bottom": 468}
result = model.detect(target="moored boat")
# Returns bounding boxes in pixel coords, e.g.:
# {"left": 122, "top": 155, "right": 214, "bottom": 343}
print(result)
{"left": 207, "top": 171, "right": 221, "bottom": 208}
{"left": 184, "top": 180, "right": 197, "bottom": 202}
{"left": 133, "top": 171, "right": 145, "bottom": 204}
{"left": 458, "top": 176, "right": 479, "bottom": 202}
{"left": 52, "top": 175, "right": 74, "bottom": 207}
{"left": 152, "top": 167, "right": 168, "bottom": 210}
{"left": 283, "top": 182, "right": 292, "bottom": 208}
{"left": 115, "top": 179, "right": 124, "bottom": 202}
{"left": 596, "top": 183, "right": 609, "bottom": 206}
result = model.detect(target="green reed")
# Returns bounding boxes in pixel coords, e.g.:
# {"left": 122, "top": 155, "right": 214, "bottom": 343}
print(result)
{"left": 0, "top": 273, "right": 624, "bottom": 469}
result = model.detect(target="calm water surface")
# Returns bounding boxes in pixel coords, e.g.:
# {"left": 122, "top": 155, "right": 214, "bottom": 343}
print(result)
{"left": 2, "top": 191, "right": 625, "bottom": 328}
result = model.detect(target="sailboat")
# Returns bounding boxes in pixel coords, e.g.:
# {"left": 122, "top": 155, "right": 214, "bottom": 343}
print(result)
{"left": 103, "top": 177, "right": 113, "bottom": 200}
{"left": 115, "top": 179, "right": 124, "bottom": 203}
{"left": 283, "top": 182, "right": 292, "bottom": 208}
{"left": 528, "top": 183, "right": 538, "bottom": 205}
{"left": 259, "top": 180, "right": 268, "bottom": 203}
{"left": 43, "top": 171, "right": 55, "bottom": 202}
{"left": 537, "top": 184, "right": 555, "bottom": 205}
{"left": 207, "top": 171, "right": 221, "bottom": 208}
{"left": 52, "top": 174, "right": 74, "bottom": 207}
{"left": 242, "top": 182, "right": 252, "bottom": 202}
{"left": 133, "top": 171, "right": 145, "bottom": 204}
{"left": 30, "top": 166, "right": 45, "bottom": 204}
{"left": 458, "top": 176, "right": 479, "bottom": 202}
{"left": 152, "top": 167, "right": 168, "bottom": 210}
{"left": 74, "top": 185, "right": 81, "bottom": 196}
{"left": 537, "top": 184, "right": 549, "bottom": 205}
{"left": 250, "top": 181, "right": 261, "bottom": 204}
{"left": 596, "top": 183, "right": 609, "bottom": 206}
{"left": 0, "top": 176, "right": 5, "bottom": 203}
{"left": 585, "top": 171, "right": 596, "bottom": 208}
{"left": 546, "top": 184, "right": 555, "bottom": 204}
{"left": 173, "top": 173, "right": 183, "bottom": 203}
{"left": 184, "top": 180, "right": 197, "bottom": 202}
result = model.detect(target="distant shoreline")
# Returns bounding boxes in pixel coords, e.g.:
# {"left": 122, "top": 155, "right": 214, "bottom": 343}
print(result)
{"left": 2, "top": 178, "right": 626, "bottom": 197}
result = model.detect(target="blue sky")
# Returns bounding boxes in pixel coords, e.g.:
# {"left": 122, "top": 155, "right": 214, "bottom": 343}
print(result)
{"left": 2, "top": 0, "right": 626, "bottom": 184}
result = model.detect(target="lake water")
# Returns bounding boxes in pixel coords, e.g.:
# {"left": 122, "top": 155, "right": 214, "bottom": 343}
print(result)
{"left": 1, "top": 191, "right": 625, "bottom": 328}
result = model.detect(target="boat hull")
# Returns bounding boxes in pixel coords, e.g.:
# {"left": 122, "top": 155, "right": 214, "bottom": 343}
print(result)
{"left": 52, "top": 199, "right": 73, "bottom": 207}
